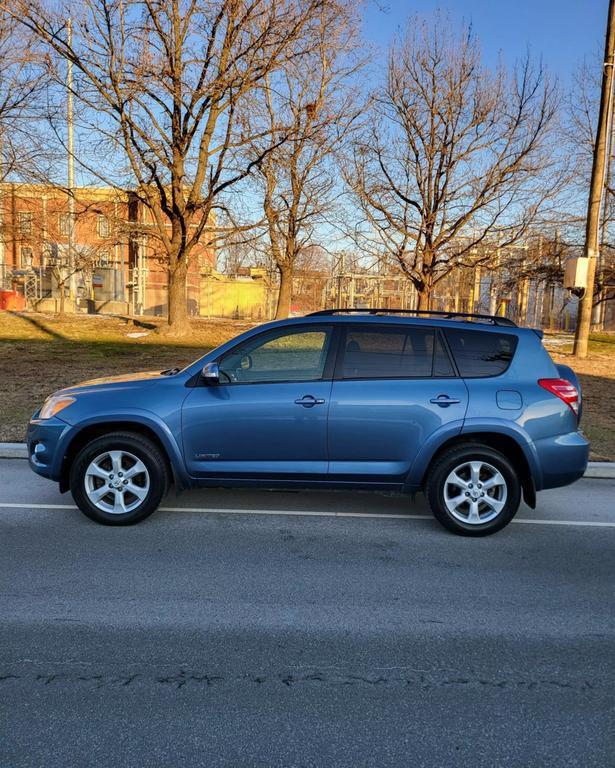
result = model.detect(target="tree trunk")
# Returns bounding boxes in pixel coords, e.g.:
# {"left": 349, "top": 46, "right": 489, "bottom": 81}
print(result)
{"left": 275, "top": 266, "right": 293, "bottom": 319}
{"left": 167, "top": 260, "right": 190, "bottom": 335}
{"left": 417, "top": 288, "right": 430, "bottom": 311}
{"left": 58, "top": 281, "right": 65, "bottom": 316}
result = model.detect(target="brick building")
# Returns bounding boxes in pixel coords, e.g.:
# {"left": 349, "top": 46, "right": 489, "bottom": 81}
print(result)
{"left": 0, "top": 183, "right": 215, "bottom": 315}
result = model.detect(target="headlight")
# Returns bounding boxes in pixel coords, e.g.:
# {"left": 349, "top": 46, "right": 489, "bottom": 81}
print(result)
{"left": 40, "top": 395, "right": 76, "bottom": 420}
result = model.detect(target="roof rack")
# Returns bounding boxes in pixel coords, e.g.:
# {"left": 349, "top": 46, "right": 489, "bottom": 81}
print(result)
{"left": 307, "top": 308, "right": 517, "bottom": 328}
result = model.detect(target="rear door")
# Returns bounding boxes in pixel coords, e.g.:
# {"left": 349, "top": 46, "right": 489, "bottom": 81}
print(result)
{"left": 327, "top": 323, "right": 468, "bottom": 480}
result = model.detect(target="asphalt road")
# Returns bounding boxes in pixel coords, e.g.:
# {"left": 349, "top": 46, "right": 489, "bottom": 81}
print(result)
{"left": 1, "top": 458, "right": 615, "bottom": 768}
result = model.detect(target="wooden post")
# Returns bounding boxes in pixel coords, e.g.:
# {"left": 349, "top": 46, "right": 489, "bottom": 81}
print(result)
{"left": 574, "top": 0, "right": 615, "bottom": 357}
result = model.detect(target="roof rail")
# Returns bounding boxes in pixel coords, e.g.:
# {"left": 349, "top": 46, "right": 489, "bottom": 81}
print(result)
{"left": 307, "top": 308, "right": 517, "bottom": 328}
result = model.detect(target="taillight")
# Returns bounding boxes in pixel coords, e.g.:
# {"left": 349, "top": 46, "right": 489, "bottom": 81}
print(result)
{"left": 538, "top": 378, "right": 579, "bottom": 415}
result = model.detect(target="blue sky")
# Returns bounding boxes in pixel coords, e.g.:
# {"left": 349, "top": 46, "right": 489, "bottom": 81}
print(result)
{"left": 363, "top": 0, "right": 607, "bottom": 86}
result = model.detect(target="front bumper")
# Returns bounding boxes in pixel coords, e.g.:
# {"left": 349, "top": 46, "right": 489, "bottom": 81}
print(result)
{"left": 27, "top": 413, "right": 71, "bottom": 481}
{"left": 534, "top": 430, "right": 590, "bottom": 490}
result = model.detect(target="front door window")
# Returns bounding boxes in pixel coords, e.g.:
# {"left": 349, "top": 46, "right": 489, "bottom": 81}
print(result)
{"left": 219, "top": 327, "right": 332, "bottom": 384}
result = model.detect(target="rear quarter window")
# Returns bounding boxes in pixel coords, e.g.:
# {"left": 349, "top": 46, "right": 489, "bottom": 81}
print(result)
{"left": 444, "top": 329, "right": 518, "bottom": 377}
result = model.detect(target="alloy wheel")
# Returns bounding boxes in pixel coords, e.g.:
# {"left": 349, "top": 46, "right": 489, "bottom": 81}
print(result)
{"left": 84, "top": 450, "right": 150, "bottom": 515}
{"left": 443, "top": 460, "right": 508, "bottom": 525}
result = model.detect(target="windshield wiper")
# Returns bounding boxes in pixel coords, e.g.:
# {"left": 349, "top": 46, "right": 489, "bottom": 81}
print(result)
{"left": 161, "top": 367, "right": 181, "bottom": 376}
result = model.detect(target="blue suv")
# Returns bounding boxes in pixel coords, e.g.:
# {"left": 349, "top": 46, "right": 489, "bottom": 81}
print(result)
{"left": 27, "top": 310, "right": 589, "bottom": 535}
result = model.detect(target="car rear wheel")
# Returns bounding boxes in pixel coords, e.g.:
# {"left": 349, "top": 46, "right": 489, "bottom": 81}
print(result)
{"left": 69, "top": 432, "right": 168, "bottom": 525}
{"left": 426, "top": 443, "right": 521, "bottom": 536}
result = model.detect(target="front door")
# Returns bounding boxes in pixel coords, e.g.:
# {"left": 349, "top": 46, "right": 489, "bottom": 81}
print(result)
{"left": 182, "top": 324, "right": 336, "bottom": 478}
{"left": 328, "top": 324, "right": 468, "bottom": 479}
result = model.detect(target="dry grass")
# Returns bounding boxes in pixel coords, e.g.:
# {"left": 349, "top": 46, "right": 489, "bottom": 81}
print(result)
{"left": 1, "top": 312, "right": 614, "bottom": 459}
{"left": 0, "top": 311, "right": 255, "bottom": 442}
{"left": 547, "top": 336, "right": 615, "bottom": 461}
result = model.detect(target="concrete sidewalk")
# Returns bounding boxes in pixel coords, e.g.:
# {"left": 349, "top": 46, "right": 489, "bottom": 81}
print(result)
{"left": 3, "top": 441, "right": 614, "bottom": 479}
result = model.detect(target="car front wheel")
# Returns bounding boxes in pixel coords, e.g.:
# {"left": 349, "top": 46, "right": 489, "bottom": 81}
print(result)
{"left": 69, "top": 432, "right": 168, "bottom": 525}
{"left": 426, "top": 444, "right": 521, "bottom": 536}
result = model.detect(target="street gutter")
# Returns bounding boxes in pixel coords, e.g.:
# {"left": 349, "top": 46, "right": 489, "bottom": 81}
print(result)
{"left": 1, "top": 442, "right": 614, "bottom": 479}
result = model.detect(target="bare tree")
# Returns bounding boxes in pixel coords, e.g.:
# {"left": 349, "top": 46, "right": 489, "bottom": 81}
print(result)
{"left": 249, "top": 0, "right": 363, "bottom": 318}
{"left": 346, "top": 17, "right": 560, "bottom": 310}
{"left": 567, "top": 60, "right": 601, "bottom": 171}
{"left": 217, "top": 225, "right": 266, "bottom": 275}
{"left": 565, "top": 55, "right": 615, "bottom": 328}
{"left": 0, "top": 10, "right": 48, "bottom": 183}
{"left": 13, "top": 0, "right": 328, "bottom": 334}
{"left": 49, "top": 241, "right": 115, "bottom": 316}
{"left": 595, "top": 245, "right": 615, "bottom": 307}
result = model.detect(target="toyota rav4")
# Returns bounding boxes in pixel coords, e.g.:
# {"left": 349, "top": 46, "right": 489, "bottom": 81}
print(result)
{"left": 27, "top": 309, "right": 589, "bottom": 535}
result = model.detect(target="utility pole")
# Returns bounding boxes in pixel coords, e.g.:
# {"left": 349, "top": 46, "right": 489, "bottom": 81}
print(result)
{"left": 573, "top": 0, "right": 615, "bottom": 358}
{"left": 595, "top": 67, "right": 615, "bottom": 330}
{"left": 67, "top": 18, "right": 77, "bottom": 306}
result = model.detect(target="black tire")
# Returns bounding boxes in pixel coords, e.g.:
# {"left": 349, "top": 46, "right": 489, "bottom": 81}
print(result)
{"left": 425, "top": 443, "right": 521, "bottom": 537}
{"left": 69, "top": 431, "right": 169, "bottom": 525}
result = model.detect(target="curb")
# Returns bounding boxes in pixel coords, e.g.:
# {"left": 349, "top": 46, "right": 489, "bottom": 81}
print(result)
{"left": 0, "top": 443, "right": 27, "bottom": 459}
{"left": 585, "top": 462, "right": 615, "bottom": 479}
{"left": 1, "top": 443, "right": 614, "bottom": 479}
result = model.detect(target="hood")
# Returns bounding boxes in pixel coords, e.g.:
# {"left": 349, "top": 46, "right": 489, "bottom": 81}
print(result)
{"left": 63, "top": 370, "right": 169, "bottom": 392}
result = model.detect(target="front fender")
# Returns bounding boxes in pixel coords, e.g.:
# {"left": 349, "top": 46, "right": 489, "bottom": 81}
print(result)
{"left": 53, "top": 408, "right": 190, "bottom": 489}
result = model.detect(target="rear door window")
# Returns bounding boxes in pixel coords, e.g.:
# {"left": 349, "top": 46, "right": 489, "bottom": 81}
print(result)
{"left": 444, "top": 329, "right": 518, "bottom": 377}
{"left": 340, "top": 326, "right": 453, "bottom": 379}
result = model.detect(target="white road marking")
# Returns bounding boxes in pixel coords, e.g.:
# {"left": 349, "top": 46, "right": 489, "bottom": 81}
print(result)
{"left": 0, "top": 501, "right": 614, "bottom": 527}
{"left": 0, "top": 503, "right": 75, "bottom": 510}
{"left": 513, "top": 518, "right": 615, "bottom": 528}
{"left": 161, "top": 506, "right": 427, "bottom": 520}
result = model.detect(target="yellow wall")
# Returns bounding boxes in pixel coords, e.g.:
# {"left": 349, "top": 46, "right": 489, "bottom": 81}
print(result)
{"left": 200, "top": 276, "right": 272, "bottom": 320}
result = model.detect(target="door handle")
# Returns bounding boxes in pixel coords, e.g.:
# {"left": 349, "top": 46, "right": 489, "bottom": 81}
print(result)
{"left": 430, "top": 394, "right": 461, "bottom": 407}
{"left": 294, "top": 395, "right": 325, "bottom": 408}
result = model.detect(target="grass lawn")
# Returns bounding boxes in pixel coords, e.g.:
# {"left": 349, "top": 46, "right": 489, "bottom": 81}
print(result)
{"left": 546, "top": 333, "right": 615, "bottom": 461}
{"left": 1, "top": 311, "right": 614, "bottom": 460}
{"left": 0, "top": 311, "right": 254, "bottom": 443}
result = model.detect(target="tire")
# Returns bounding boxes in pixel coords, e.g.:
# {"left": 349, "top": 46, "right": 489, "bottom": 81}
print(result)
{"left": 69, "top": 431, "right": 169, "bottom": 525}
{"left": 425, "top": 443, "right": 521, "bottom": 537}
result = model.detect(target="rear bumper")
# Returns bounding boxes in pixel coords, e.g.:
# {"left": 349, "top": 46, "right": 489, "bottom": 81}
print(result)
{"left": 26, "top": 414, "right": 71, "bottom": 481}
{"left": 534, "top": 430, "right": 590, "bottom": 490}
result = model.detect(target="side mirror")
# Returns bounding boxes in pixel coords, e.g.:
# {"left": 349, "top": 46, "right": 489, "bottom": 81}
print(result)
{"left": 201, "top": 361, "right": 220, "bottom": 384}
